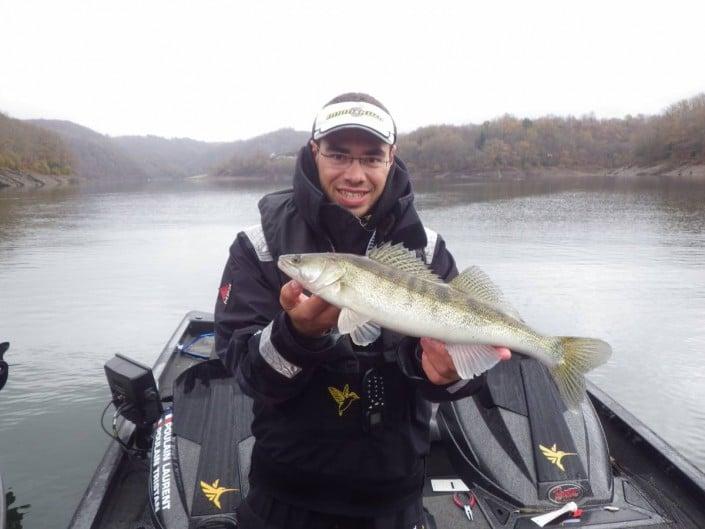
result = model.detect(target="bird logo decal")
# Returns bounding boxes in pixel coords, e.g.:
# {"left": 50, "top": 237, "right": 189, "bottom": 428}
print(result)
{"left": 200, "top": 479, "right": 239, "bottom": 509}
{"left": 328, "top": 384, "right": 360, "bottom": 416}
{"left": 539, "top": 444, "right": 577, "bottom": 471}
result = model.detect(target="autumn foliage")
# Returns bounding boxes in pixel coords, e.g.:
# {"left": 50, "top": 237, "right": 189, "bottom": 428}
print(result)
{"left": 216, "top": 93, "right": 705, "bottom": 177}
{"left": 398, "top": 93, "right": 705, "bottom": 174}
{"left": 2, "top": 93, "right": 704, "bottom": 179}
{"left": 0, "top": 112, "right": 73, "bottom": 175}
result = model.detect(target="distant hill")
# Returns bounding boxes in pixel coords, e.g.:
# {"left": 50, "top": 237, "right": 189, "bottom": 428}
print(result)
{"left": 0, "top": 113, "right": 72, "bottom": 175}
{"left": 9, "top": 91, "right": 701, "bottom": 185}
{"left": 213, "top": 128, "right": 310, "bottom": 176}
{"left": 28, "top": 119, "right": 147, "bottom": 181}
{"left": 24, "top": 120, "right": 309, "bottom": 181}
{"left": 214, "top": 93, "right": 705, "bottom": 179}
{"left": 112, "top": 135, "right": 229, "bottom": 179}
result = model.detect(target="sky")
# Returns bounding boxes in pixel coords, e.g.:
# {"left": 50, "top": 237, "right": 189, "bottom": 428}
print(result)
{"left": 2, "top": 0, "right": 705, "bottom": 143}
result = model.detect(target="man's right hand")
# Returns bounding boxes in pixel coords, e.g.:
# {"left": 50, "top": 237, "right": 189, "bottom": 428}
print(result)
{"left": 280, "top": 280, "right": 341, "bottom": 337}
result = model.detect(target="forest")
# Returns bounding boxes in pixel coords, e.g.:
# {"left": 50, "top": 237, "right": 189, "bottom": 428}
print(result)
{"left": 2, "top": 93, "right": 703, "bottom": 179}
{"left": 0, "top": 113, "right": 73, "bottom": 175}
{"left": 215, "top": 93, "right": 705, "bottom": 177}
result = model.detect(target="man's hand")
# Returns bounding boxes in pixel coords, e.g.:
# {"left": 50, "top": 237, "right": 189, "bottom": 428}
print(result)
{"left": 419, "top": 337, "right": 512, "bottom": 385}
{"left": 280, "top": 280, "right": 340, "bottom": 337}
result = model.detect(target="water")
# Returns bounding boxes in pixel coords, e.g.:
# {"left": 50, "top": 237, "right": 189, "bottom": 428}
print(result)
{"left": 1, "top": 178, "right": 704, "bottom": 528}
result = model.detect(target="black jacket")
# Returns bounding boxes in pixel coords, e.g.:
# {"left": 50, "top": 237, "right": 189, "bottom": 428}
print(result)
{"left": 214, "top": 146, "right": 485, "bottom": 516}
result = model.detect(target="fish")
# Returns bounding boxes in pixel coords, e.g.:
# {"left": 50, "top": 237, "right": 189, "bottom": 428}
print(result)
{"left": 277, "top": 243, "right": 612, "bottom": 408}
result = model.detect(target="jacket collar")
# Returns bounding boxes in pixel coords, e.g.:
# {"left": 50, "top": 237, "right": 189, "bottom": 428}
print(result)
{"left": 259, "top": 145, "right": 427, "bottom": 257}
{"left": 292, "top": 146, "right": 427, "bottom": 252}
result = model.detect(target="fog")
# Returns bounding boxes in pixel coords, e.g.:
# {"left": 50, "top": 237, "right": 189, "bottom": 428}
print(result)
{"left": 2, "top": 0, "right": 704, "bottom": 141}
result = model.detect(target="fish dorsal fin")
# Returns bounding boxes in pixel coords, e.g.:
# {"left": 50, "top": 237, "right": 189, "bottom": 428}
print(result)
{"left": 450, "top": 266, "right": 523, "bottom": 321}
{"left": 367, "top": 242, "right": 442, "bottom": 283}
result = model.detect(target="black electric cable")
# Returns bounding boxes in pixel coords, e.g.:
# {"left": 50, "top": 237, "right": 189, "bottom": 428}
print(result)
{"left": 99, "top": 400, "right": 149, "bottom": 456}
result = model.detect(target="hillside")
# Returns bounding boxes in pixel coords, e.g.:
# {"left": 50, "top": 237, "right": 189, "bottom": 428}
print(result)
{"left": 28, "top": 119, "right": 146, "bottom": 181}
{"left": 26, "top": 122, "right": 307, "bottom": 181}
{"left": 0, "top": 113, "right": 72, "bottom": 175}
{"left": 212, "top": 128, "right": 310, "bottom": 176}
{"left": 4, "top": 92, "right": 703, "bottom": 188}
{"left": 398, "top": 94, "right": 705, "bottom": 176}
{"left": 213, "top": 93, "right": 705, "bottom": 179}
{"left": 112, "top": 135, "right": 230, "bottom": 179}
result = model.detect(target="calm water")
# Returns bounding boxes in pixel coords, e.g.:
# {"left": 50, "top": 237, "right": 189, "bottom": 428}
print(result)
{"left": 1, "top": 178, "right": 704, "bottom": 529}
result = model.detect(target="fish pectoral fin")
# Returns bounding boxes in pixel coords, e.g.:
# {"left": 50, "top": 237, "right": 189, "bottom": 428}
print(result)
{"left": 337, "top": 307, "right": 369, "bottom": 333}
{"left": 337, "top": 307, "right": 380, "bottom": 346}
{"left": 447, "top": 343, "right": 502, "bottom": 379}
{"left": 450, "top": 266, "right": 523, "bottom": 321}
{"left": 350, "top": 321, "right": 382, "bottom": 346}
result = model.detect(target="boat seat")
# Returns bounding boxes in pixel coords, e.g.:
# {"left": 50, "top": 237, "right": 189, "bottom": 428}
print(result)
{"left": 171, "top": 360, "right": 254, "bottom": 518}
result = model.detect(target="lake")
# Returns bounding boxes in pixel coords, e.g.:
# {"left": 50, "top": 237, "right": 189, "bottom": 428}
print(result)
{"left": 1, "top": 177, "right": 704, "bottom": 529}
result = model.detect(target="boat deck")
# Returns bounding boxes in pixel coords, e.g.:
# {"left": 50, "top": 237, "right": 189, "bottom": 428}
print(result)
{"left": 69, "top": 312, "right": 705, "bottom": 529}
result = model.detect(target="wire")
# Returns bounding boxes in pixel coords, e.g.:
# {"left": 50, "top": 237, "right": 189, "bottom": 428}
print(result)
{"left": 99, "top": 400, "right": 114, "bottom": 438}
{"left": 99, "top": 399, "right": 149, "bottom": 456}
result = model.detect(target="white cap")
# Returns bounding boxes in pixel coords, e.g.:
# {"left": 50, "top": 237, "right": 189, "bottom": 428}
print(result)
{"left": 312, "top": 101, "right": 396, "bottom": 145}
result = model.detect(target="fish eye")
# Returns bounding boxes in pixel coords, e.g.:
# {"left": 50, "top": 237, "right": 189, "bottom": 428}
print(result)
{"left": 292, "top": 255, "right": 301, "bottom": 264}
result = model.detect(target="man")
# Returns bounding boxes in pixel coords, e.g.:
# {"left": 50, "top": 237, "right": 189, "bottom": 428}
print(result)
{"left": 215, "top": 93, "right": 510, "bottom": 529}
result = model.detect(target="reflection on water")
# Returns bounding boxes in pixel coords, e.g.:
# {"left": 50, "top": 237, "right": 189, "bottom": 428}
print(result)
{"left": 1, "top": 177, "right": 704, "bottom": 529}
{"left": 5, "top": 489, "right": 30, "bottom": 529}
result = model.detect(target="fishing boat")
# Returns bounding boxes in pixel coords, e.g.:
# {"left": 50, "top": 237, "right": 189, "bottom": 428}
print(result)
{"left": 0, "top": 472, "right": 6, "bottom": 529}
{"left": 1, "top": 342, "right": 9, "bottom": 529}
{"left": 68, "top": 311, "right": 705, "bottom": 529}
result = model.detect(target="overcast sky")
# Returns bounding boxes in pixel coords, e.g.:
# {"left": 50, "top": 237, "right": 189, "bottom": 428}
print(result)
{"left": 2, "top": 0, "right": 704, "bottom": 142}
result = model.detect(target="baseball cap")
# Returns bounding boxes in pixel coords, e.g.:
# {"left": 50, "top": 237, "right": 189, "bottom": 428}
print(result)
{"left": 312, "top": 100, "right": 396, "bottom": 145}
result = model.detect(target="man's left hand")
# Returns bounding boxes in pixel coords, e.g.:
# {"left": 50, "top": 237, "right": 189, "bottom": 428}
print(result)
{"left": 420, "top": 337, "right": 512, "bottom": 385}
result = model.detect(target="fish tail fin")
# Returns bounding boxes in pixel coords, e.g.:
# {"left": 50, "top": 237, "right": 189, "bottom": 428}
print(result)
{"left": 548, "top": 337, "right": 612, "bottom": 409}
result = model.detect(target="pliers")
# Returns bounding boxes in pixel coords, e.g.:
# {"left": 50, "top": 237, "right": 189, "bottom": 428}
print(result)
{"left": 453, "top": 491, "right": 477, "bottom": 521}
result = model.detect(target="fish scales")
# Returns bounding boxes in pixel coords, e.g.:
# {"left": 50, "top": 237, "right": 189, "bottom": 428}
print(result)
{"left": 343, "top": 256, "right": 530, "bottom": 348}
{"left": 347, "top": 256, "right": 549, "bottom": 359}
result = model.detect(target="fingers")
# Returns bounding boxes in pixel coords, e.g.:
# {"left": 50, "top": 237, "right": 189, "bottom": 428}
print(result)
{"left": 280, "top": 280, "right": 340, "bottom": 337}
{"left": 420, "top": 337, "right": 460, "bottom": 385}
{"left": 419, "top": 338, "right": 513, "bottom": 385}
{"left": 495, "top": 346, "right": 512, "bottom": 361}
{"left": 421, "top": 352, "right": 459, "bottom": 385}
{"left": 280, "top": 280, "right": 304, "bottom": 311}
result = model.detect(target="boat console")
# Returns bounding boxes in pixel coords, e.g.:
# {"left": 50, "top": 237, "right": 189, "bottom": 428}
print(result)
{"left": 438, "top": 355, "right": 664, "bottom": 527}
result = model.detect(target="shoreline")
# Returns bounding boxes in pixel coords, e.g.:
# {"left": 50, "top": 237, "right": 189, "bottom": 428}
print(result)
{"left": 413, "top": 164, "right": 705, "bottom": 183}
{"left": 0, "top": 169, "right": 82, "bottom": 190}
{"left": 209, "top": 164, "right": 705, "bottom": 184}
{"left": 3, "top": 164, "right": 704, "bottom": 190}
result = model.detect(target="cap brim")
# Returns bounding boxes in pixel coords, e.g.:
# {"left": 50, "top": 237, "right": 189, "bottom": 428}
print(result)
{"left": 312, "top": 101, "right": 396, "bottom": 145}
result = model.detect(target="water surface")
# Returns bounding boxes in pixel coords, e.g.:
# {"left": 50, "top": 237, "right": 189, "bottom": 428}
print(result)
{"left": 1, "top": 177, "right": 704, "bottom": 529}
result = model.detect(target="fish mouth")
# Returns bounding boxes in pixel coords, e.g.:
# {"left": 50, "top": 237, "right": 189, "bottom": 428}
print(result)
{"left": 277, "top": 255, "right": 298, "bottom": 278}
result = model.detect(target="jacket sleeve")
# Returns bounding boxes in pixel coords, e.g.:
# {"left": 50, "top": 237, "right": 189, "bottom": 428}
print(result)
{"left": 214, "top": 232, "right": 338, "bottom": 404}
{"left": 396, "top": 232, "right": 487, "bottom": 402}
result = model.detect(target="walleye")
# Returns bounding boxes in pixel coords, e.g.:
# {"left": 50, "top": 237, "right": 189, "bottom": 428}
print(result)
{"left": 277, "top": 243, "right": 611, "bottom": 408}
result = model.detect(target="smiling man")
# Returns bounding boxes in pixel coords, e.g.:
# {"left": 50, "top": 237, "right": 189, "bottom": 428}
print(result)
{"left": 312, "top": 129, "right": 389, "bottom": 216}
{"left": 215, "top": 93, "right": 510, "bottom": 529}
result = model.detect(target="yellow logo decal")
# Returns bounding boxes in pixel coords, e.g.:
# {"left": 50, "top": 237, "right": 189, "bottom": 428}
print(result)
{"left": 539, "top": 444, "right": 577, "bottom": 472}
{"left": 328, "top": 384, "right": 360, "bottom": 416}
{"left": 200, "top": 479, "right": 238, "bottom": 509}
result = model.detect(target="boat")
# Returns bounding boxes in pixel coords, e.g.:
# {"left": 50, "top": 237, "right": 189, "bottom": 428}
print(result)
{"left": 68, "top": 311, "right": 705, "bottom": 529}
{"left": 0, "top": 342, "right": 9, "bottom": 392}
{"left": 0, "top": 471, "right": 5, "bottom": 529}
{"left": 1, "top": 342, "right": 8, "bottom": 529}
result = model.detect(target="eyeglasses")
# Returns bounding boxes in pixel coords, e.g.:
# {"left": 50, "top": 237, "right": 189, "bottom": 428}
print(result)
{"left": 318, "top": 150, "right": 391, "bottom": 170}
